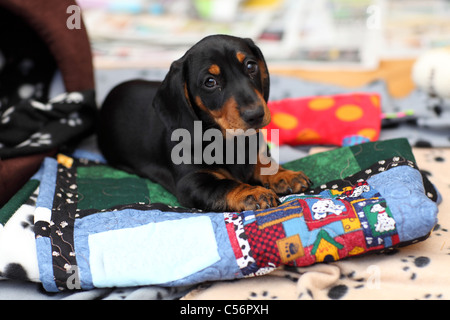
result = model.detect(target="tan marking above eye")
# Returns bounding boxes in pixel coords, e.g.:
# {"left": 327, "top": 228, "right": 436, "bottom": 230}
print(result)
{"left": 208, "top": 64, "right": 221, "bottom": 75}
{"left": 236, "top": 52, "right": 246, "bottom": 63}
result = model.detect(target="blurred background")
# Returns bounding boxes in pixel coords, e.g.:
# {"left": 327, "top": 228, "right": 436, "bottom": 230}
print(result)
{"left": 77, "top": 0, "right": 450, "bottom": 70}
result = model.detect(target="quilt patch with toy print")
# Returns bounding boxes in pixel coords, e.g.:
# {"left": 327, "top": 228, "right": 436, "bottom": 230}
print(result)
{"left": 222, "top": 155, "right": 436, "bottom": 278}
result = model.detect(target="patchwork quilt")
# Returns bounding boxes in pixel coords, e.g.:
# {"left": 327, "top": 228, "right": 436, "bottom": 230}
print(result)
{"left": 0, "top": 138, "right": 439, "bottom": 293}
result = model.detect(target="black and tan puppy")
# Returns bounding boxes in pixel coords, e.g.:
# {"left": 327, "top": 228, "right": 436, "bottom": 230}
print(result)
{"left": 98, "top": 35, "right": 311, "bottom": 212}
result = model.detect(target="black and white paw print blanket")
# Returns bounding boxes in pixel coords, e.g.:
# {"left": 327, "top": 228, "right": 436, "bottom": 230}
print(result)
{"left": 0, "top": 89, "right": 96, "bottom": 159}
{"left": 0, "top": 3, "right": 96, "bottom": 159}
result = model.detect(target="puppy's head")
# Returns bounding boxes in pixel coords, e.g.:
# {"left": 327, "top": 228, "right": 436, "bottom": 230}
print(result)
{"left": 154, "top": 35, "right": 270, "bottom": 134}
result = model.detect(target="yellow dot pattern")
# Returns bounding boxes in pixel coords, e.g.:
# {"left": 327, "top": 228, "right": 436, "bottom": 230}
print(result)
{"left": 336, "top": 105, "right": 364, "bottom": 122}
{"left": 266, "top": 93, "right": 381, "bottom": 146}
{"left": 308, "top": 97, "right": 335, "bottom": 111}
{"left": 272, "top": 112, "right": 298, "bottom": 130}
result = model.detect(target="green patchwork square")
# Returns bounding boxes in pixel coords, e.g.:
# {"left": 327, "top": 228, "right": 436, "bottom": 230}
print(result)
{"left": 350, "top": 138, "right": 415, "bottom": 170}
{"left": 284, "top": 146, "right": 360, "bottom": 186}
{"left": 77, "top": 176, "right": 150, "bottom": 210}
{"left": 283, "top": 138, "right": 415, "bottom": 189}
{"left": 0, "top": 179, "right": 39, "bottom": 225}
{"left": 77, "top": 165, "right": 137, "bottom": 180}
{"left": 145, "top": 180, "right": 180, "bottom": 207}
{"left": 76, "top": 165, "right": 180, "bottom": 210}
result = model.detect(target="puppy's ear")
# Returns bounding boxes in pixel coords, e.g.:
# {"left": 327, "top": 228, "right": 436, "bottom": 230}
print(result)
{"left": 153, "top": 58, "right": 198, "bottom": 131}
{"left": 244, "top": 38, "right": 270, "bottom": 102}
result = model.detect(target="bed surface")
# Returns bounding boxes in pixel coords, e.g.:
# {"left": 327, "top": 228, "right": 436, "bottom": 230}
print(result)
{"left": 0, "top": 67, "right": 448, "bottom": 300}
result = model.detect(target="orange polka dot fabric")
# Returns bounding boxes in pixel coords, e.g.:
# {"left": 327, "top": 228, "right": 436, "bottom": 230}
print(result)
{"left": 266, "top": 93, "right": 382, "bottom": 147}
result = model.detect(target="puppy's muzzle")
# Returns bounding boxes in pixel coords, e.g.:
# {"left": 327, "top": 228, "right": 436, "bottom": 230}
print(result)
{"left": 241, "top": 106, "right": 266, "bottom": 128}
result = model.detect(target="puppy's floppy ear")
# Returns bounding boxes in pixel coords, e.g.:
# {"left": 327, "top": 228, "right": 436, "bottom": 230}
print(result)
{"left": 153, "top": 57, "right": 198, "bottom": 131}
{"left": 244, "top": 38, "right": 270, "bottom": 102}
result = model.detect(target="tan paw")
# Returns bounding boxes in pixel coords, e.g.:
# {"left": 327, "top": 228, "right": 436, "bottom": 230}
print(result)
{"left": 261, "top": 169, "right": 311, "bottom": 195}
{"left": 226, "top": 184, "right": 279, "bottom": 212}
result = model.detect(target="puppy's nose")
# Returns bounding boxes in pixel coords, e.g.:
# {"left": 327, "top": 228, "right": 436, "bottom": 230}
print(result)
{"left": 241, "top": 107, "right": 265, "bottom": 127}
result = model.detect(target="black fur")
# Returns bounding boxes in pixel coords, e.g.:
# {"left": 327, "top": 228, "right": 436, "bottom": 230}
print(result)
{"left": 98, "top": 35, "right": 309, "bottom": 212}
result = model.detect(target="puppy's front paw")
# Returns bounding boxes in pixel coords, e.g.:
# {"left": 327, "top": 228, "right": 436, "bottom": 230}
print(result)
{"left": 261, "top": 169, "right": 311, "bottom": 196}
{"left": 226, "top": 184, "right": 279, "bottom": 212}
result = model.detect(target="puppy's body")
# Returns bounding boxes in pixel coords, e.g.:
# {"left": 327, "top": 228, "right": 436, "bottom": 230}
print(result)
{"left": 99, "top": 80, "right": 176, "bottom": 192}
{"left": 98, "top": 35, "right": 310, "bottom": 212}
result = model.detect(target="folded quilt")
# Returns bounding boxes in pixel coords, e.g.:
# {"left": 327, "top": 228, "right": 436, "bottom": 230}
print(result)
{"left": 0, "top": 138, "right": 439, "bottom": 292}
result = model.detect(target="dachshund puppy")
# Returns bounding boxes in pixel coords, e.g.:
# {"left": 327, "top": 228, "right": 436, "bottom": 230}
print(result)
{"left": 98, "top": 35, "right": 311, "bottom": 212}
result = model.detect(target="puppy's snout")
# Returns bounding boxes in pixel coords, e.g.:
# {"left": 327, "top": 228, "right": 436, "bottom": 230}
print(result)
{"left": 241, "top": 106, "right": 266, "bottom": 127}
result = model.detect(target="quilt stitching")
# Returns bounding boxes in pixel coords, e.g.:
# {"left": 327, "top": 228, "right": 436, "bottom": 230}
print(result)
{"left": 24, "top": 139, "right": 439, "bottom": 292}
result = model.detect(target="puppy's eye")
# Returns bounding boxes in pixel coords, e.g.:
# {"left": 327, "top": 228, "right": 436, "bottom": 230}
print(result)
{"left": 246, "top": 61, "right": 258, "bottom": 75}
{"left": 204, "top": 77, "right": 218, "bottom": 88}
